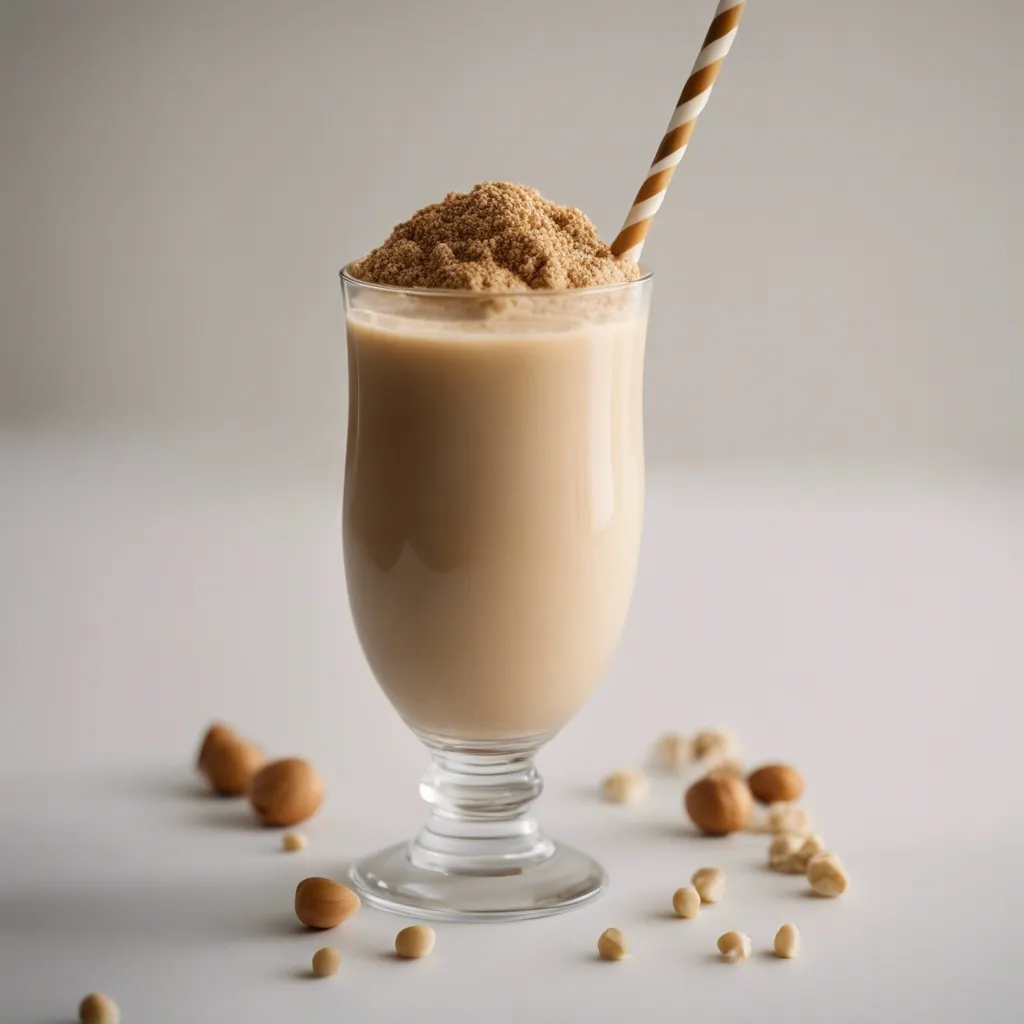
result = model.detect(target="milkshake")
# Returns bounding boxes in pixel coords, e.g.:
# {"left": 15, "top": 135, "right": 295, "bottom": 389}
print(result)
{"left": 341, "top": 182, "right": 651, "bottom": 919}
{"left": 344, "top": 295, "right": 647, "bottom": 739}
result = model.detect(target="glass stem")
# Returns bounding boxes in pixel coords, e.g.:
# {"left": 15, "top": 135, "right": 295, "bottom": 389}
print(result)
{"left": 409, "top": 734, "right": 555, "bottom": 875}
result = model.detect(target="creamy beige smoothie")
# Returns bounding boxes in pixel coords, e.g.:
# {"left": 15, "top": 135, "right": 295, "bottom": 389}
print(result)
{"left": 343, "top": 304, "right": 646, "bottom": 739}
{"left": 342, "top": 182, "right": 648, "bottom": 741}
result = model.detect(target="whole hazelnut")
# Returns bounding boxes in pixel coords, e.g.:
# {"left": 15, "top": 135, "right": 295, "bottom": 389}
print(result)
{"left": 294, "top": 877, "right": 361, "bottom": 929}
{"left": 200, "top": 735, "right": 266, "bottom": 796}
{"left": 249, "top": 758, "right": 324, "bottom": 826}
{"left": 196, "top": 722, "right": 235, "bottom": 771}
{"left": 748, "top": 764, "right": 805, "bottom": 804}
{"left": 684, "top": 774, "right": 753, "bottom": 836}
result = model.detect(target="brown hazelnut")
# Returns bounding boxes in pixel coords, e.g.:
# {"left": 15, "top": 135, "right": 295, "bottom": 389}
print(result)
{"left": 196, "top": 722, "right": 235, "bottom": 771}
{"left": 199, "top": 733, "right": 266, "bottom": 797}
{"left": 249, "top": 758, "right": 324, "bottom": 826}
{"left": 294, "top": 877, "right": 361, "bottom": 929}
{"left": 748, "top": 763, "right": 805, "bottom": 804}
{"left": 684, "top": 774, "right": 753, "bottom": 836}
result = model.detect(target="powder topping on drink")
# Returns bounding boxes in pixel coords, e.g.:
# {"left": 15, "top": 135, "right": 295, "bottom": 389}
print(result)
{"left": 349, "top": 182, "right": 642, "bottom": 292}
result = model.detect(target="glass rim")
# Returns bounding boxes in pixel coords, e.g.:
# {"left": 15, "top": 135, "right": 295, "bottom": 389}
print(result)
{"left": 340, "top": 262, "right": 653, "bottom": 300}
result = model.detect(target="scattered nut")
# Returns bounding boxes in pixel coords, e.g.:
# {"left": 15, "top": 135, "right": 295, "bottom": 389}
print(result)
{"left": 692, "top": 729, "right": 741, "bottom": 765}
{"left": 196, "top": 722, "right": 235, "bottom": 771}
{"left": 249, "top": 758, "right": 324, "bottom": 826}
{"left": 600, "top": 768, "right": 650, "bottom": 805}
{"left": 768, "top": 833, "right": 804, "bottom": 873}
{"left": 597, "top": 927, "right": 629, "bottom": 961}
{"left": 203, "top": 737, "right": 265, "bottom": 796}
{"left": 717, "top": 930, "right": 752, "bottom": 963}
{"left": 395, "top": 924, "right": 436, "bottom": 959}
{"left": 672, "top": 885, "right": 701, "bottom": 919}
{"left": 790, "top": 833, "right": 825, "bottom": 873}
{"left": 691, "top": 866, "right": 726, "bottom": 904}
{"left": 311, "top": 947, "right": 341, "bottom": 977}
{"left": 807, "top": 852, "right": 849, "bottom": 898}
{"left": 757, "top": 801, "right": 813, "bottom": 837}
{"left": 653, "top": 732, "right": 691, "bottom": 773}
{"left": 294, "top": 877, "right": 361, "bottom": 929}
{"left": 685, "top": 774, "right": 753, "bottom": 835}
{"left": 196, "top": 722, "right": 266, "bottom": 796}
{"left": 748, "top": 764, "right": 805, "bottom": 804}
{"left": 708, "top": 759, "right": 746, "bottom": 781}
{"left": 79, "top": 992, "right": 120, "bottom": 1024}
{"left": 282, "top": 831, "right": 307, "bottom": 852}
{"left": 774, "top": 923, "right": 800, "bottom": 959}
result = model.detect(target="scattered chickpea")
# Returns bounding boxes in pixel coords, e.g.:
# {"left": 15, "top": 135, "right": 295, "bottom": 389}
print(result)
{"left": 672, "top": 885, "right": 701, "bottom": 919}
{"left": 311, "top": 947, "right": 340, "bottom": 977}
{"left": 653, "top": 732, "right": 692, "bottom": 773}
{"left": 774, "top": 923, "right": 800, "bottom": 959}
{"left": 395, "top": 924, "right": 436, "bottom": 959}
{"left": 282, "top": 832, "right": 307, "bottom": 853}
{"left": 600, "top": 768, "right": 650, "bottom": 805}
{"left": 807, "top": 852, "right": 849, "bottom": 898}
{"left": 717, "top": 931, "right": 752, "bottom": 963}
{"left": 79, "top": 992, "right": 120, "bottom": 1024}
{"left": 691, "top": 866, "right": 726, "bottom": 904}
{"left": 597, "top": 927, "right": 630, "bottom": 961}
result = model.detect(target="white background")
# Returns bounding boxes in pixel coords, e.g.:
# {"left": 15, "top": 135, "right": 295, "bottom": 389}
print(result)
{"left": 2, "top": 438, "right": 1021, "bottom": 1022}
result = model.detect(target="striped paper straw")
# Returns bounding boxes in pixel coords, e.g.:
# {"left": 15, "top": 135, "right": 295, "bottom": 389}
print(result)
{"left": 610, "top": 0, "right": 746, "bottom": 263}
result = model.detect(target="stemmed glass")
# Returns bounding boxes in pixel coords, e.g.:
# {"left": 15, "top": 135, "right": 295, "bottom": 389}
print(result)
{"left": 341, "top": 267, "right": 652, "bottom": 920}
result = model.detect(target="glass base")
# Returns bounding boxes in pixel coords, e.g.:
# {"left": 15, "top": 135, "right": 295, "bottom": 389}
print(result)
{"left": 349, "top": 839, "right": 605, "bottom": 921}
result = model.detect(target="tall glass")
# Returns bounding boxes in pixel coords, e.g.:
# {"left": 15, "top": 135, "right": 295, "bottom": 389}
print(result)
{"left": 341, "top": 267, "right": 652, "bottom": 920}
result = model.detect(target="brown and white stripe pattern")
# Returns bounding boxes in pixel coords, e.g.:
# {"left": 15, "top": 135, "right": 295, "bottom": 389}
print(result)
{"left": 611, "top": 0, "right": 746, "bottom": 263}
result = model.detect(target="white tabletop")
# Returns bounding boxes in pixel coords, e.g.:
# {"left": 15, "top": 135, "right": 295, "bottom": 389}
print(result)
{"left": 1, "top": 437, "right": 1022, "bottom": 1023}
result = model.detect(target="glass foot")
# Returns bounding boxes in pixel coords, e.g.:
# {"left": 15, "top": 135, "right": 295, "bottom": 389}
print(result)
{"left": 349, "top": 840, "right": 606, "bottom": 922}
